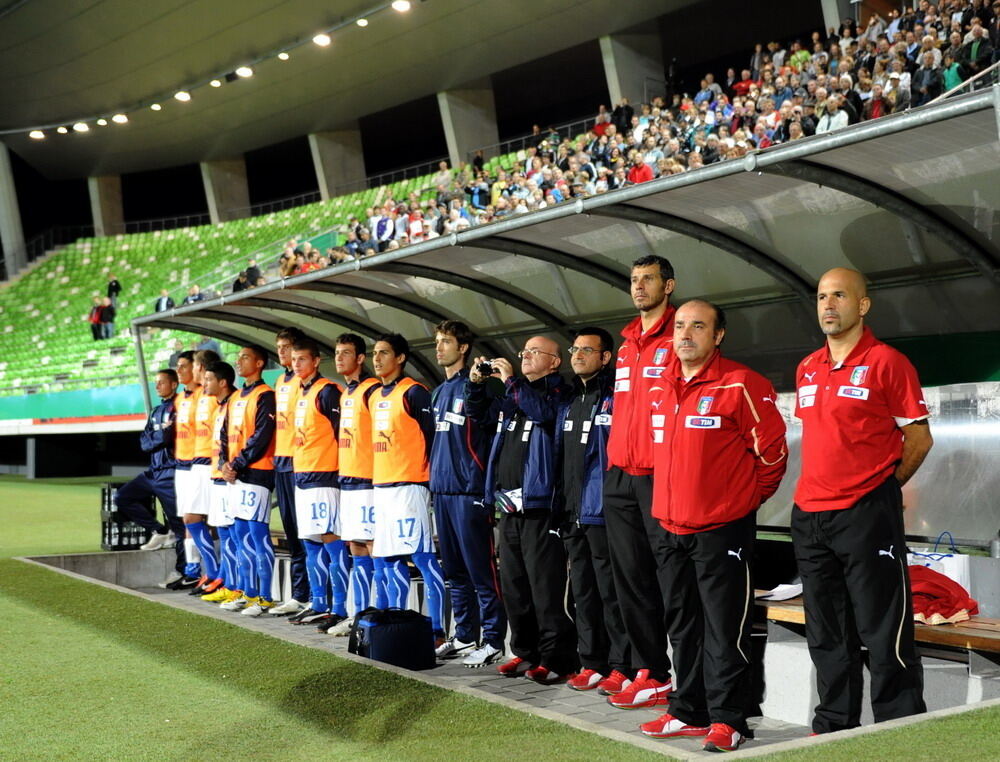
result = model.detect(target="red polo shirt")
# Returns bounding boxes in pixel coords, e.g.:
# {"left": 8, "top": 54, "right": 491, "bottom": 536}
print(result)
{"left": 794, "top": 326, "right": 929, "bottom": 512}
{"left": 650, "top": 350, "right": 788, "bottom": 534}
{"left": 606, "top": 306, "right": 676, "bottom": 475}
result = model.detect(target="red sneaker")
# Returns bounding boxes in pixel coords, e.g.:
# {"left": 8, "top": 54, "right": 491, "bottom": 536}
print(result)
{"left": 201, "top": 578, "right": 224, "bottom": 594}
{"left": 596, "top": 670, "right": 632, "bottom": 696}
{"left": 606, "top": 669, "right": 672, "bottom": 709}
{"left": 640, "top": 713, "right": 710, "bottom": 739}
{"left": 566, "top": 668, "right": 604, "bottom": 691}
{"left": 497, "top": 656, "right": 533, "bottom": 677}
{"left": 703, "top": 723, "right": 746, "bottom": 752}
{"left": 525, "top": 665, "right": 573, "bottom": 685}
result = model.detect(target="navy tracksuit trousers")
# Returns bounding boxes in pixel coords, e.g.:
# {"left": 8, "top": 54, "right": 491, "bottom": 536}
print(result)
{"left": 114, "top": 468, "right": 184, "bottom": 573}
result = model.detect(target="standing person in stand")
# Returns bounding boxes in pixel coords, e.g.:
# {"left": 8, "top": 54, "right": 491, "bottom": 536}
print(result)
{"left": 601, "top": 255, "right": 677, "bottom": 706}
{"left": 792, "top": 268, "right": 932, "bottom": 734}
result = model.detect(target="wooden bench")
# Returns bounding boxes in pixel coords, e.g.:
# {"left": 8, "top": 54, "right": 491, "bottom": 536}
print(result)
{"left": 756, "top": 593, "right": 1000, "bottom": 675}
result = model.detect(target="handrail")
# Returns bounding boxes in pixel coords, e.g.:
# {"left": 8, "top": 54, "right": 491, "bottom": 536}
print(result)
{"left": 466, "top": 114, "right": 597, "bottom": 164}
{"left": 929, "top": 58, "right": 1000, "bottom": 104}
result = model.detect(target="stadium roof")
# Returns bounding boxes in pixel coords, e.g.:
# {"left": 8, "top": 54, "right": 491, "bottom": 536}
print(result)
{"left": 0, "top": 0, "right": 688, "bottom": 178}
{"left": 133, "top": 89, "right": 1000, "bottom": 406}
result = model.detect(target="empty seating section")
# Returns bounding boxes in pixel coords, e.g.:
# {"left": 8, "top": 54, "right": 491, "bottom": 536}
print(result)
{"left": 0, "top": 153, "right": 542, "bottom": 399}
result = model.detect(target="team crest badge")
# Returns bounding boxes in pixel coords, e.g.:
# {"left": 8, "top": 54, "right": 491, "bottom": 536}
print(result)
{"left": 452, "top": 398, "right": 464, "bottom": 414}
{"left": 697, "top": 396, "right": 714, "bottom": 415}
{"left": 850, "top": 366, "right": 869, "bottom": 386}
{"left": 601, "top": 398, "right": 611, "bottom": 413}
{"left": 654, "top": 348, "right": 669, "bottom": 365}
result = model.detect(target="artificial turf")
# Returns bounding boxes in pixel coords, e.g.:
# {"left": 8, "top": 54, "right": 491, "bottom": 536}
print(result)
{"left": 1, "top": 475, "right": 998, "bottom": 761}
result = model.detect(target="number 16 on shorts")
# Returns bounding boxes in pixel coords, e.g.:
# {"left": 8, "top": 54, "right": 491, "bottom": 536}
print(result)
{"left": 294, "top": 485, "right": 340, "bottom": 538}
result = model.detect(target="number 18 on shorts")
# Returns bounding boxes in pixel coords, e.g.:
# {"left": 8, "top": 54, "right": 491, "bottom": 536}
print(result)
{"left": 294, "top": 485, "right": 340, "bottom": 540}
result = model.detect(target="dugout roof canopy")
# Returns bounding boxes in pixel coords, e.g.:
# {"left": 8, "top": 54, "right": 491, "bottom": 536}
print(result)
{"left": 133, "top": 88, "right": 1000, "bottom": 398}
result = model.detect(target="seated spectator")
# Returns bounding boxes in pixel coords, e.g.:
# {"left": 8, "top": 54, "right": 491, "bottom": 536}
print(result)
{"left": 958, "top": 25, "right": 993, "bottom": 77}
{"left": 815, "top": 98, "right": 848, "bottom": 133}
{"left": 182, "top": 285, "right": 204, "bottom": 305}
{"left": 357, "top": 228, "right": 378, "bottom": 256}
{"left": 196, "top": 335, "right": 222, "bottom": 355}
{"left": 232, "top": 271, "right": 249, "bottom": 293}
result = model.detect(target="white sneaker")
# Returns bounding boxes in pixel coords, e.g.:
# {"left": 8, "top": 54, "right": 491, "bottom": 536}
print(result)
{"left": 240, "top": 601, "right": 275, "bottom": 617}
{"left": 462, "top": 643, "right": 503, "bottom": 668}
{"left": 269, "top": 599, "right": 307, "bottom": 616}
{"left": 327, "top": 616, "right": 355, "bottom": 636}
{"left": 436, "top": 636, "right": 477, "bottom": 659}
{"left": 141, "top": 532, "right": 172, "bottom": 551}
{"left": 219, "top": 596, "right": 251, "bottom": 612}
{"left": 157, "top": 571, "right": 182, "bottom": 588}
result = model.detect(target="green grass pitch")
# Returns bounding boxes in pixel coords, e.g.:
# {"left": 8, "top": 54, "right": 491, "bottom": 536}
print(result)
{"left": 0, "top": 475, "right": 996, "bottom": 760}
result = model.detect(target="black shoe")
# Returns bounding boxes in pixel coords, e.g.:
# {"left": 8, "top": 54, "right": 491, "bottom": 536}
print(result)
{"left": 288, "top": 607, "right": 319, "bottom": 624}
{"left": 316, "top": 614, "right": 347, "bottom": 633}
{"left": 166, "top": 575, "right": 200, "bottom": 591}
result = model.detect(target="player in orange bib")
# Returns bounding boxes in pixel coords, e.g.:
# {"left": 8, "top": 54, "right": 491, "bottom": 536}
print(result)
{"left": 270, "top": 327, "right": 310, "bottom": 616}
{"left": 187, "top": 348, "right": 221, "bottom": 595}
{"left": 287, "top": 337, "right": 349, "bottom": 630}
{"left": 169, "top": 350, "right": 203, "bottom": 589}
{"left": 200, "top": 360, "right": 238, "bottom": 603}
{"left": 327, "top": 333, "right": 382, "bottom": 636}
{"left": 370, "top": 333, "right": 446, "bottom": 642}
{"left": 219, "top": 345, "right": 277, "bottom": 614}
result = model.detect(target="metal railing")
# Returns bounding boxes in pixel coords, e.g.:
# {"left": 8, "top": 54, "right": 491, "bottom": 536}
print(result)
{"left": 930, "top": 59, "right": 1000, "bottom": 104}
{"left": 467, "top": 114, "right": 597, "bottom": 164}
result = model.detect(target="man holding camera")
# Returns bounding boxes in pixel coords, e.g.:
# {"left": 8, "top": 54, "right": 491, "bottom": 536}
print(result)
{"left": 430, "top": 321, "right": 507, "bottom": 668}
{"left": 469, "top": 336, "right": 577, "bottom": 683}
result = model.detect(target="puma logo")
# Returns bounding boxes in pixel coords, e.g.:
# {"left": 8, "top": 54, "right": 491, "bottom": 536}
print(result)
{"left": 878, "top": 545, "right": 895, "bottom": 560}
{"left": 651, "top": 400, "right": 664, "bottom": 410}
{"left": 728, "top": 548, "right": 742, "bottom": 561}
{"left": 762, "top": 396, "right": 774, "bottom": 404}
{"left": 803, "top": 372, "right": 816, "bottom": 382}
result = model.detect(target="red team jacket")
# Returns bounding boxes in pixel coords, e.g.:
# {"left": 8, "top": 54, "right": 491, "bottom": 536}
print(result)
{"left": 649, "top": 350, "right": 788, "bottom": 534}
{"left": 606, "top": 306, "right": 676, "bottom": 475}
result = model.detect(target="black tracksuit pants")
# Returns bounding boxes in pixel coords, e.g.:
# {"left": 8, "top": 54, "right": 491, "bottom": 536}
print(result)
{"left": 498, "top": 510, "right": 578, "bottom": 675}
{"left": 602, "top": 467, "right": 672, "bottom": 681}
{"left": 275, "top": 469, "right": 309, "bottom": 603}
{"left": 661, "top": 513, "right": 756, "bottom": 736}
{"left": 791, "top": 476, "right": 926, "bottom": 733}
{"left": 114, "top": 468, "right": 185, "bottom": 574}
{"left": 563, "top": 523, "right": 631, "bottom": 675}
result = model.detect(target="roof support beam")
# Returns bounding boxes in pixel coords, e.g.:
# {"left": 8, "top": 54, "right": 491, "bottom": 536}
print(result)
{"left": 589, "top": 203, "right": 815, "bottom": 305}
{"left": 462, "top": 237, "right": 628, "bottom": 291}
{"left": 141, "top": 320, "right": 282, "bottom": 364}
{"left": 371, "top": 261, "right": 572, "bottom": 339}
{"left": 762, "top": 160, "right": 1000, "bottom": 285}
{"left": 291, "top": 281, "right": 509, "bottom": 360}
{"left": 189, "top": 310, "right": 340, "bottom": 355}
